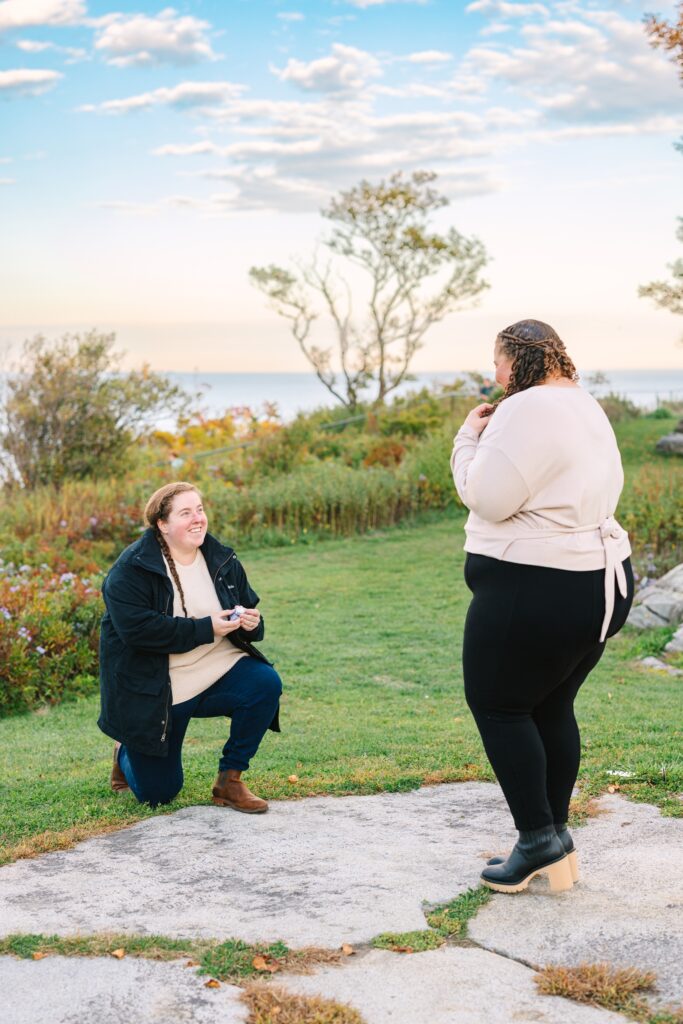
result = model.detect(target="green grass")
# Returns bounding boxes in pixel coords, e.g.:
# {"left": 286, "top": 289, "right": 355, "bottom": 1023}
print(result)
{"left": 425, "top": 887, "right": 493, "bottom": 938}
{"left": 0, "top": 512, "right": 681, "bottom": 865}
{"left": 371, "top": 929, "right": 445, "bottom": 953}
{"left": 0, "top": 933, "right": 340, "bottom": 983}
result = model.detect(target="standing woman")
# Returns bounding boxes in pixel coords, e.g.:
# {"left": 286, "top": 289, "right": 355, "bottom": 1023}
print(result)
{"left": 451, "top": 320, "right": 634, "bottom": 894}
{"left": 98, "top": 482, "right": 282, "bottom": 813}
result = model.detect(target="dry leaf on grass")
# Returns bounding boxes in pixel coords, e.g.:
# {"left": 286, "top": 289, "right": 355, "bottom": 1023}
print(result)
{"left": 32, "top": 952, "right": 47, "bottom": 960}
{"left": 185, "top": 960, "right": 200, "bottom": 967}
{"left": 253, "top": 955, "right": 279, "bottom": 974}
{"left": 340, "top": 944, "right": 355, "bottom": 956}
{"left": 392, "top": 946, "right": 415, "bottom": 954}
{"left": 110, "top": 948, "right": 126, "bottom": 959}
{"left": 204, "top": 979, "right": 221, "bottom": 989}
{"left": 287, "top": 775, "right": 299, "bottom": 783}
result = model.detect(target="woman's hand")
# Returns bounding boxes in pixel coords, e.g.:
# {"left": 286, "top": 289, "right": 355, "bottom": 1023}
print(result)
{"left": 463, "top": 403, "right": 494, "bottom": 437}
{"left": 238, "top": 608, "right": 261, "bottom": 633}
{"left": 211, "top": 610, "right": 244, "bottom": 637}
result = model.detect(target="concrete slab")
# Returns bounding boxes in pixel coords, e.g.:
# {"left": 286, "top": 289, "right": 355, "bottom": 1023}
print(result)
{"left": 0, "top": 955, "right": 246, "bottom": 1024}
{"left": 470, "top": 796, "right": 683, "bottom": 1007}
{"left": 282, "top": 946, "right": 626, "bottom": 1024}
{"left": 0, "top": 783, "right": 512, "bottom": 946}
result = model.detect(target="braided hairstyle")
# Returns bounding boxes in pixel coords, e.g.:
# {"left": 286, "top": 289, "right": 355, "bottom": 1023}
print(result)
{"left": 489, "top": 319, "right": 579, "bottom": 416}
{"left": 144, "top": 481, "right": 203, "bottom": 618}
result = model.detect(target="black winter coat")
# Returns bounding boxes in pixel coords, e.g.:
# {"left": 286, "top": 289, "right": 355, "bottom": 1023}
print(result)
{"left": 97, "top": 529, "right": 279, "bottom": 757}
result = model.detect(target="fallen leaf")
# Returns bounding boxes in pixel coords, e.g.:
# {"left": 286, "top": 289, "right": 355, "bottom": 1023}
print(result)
{"left": 252, "top": 955, "right": 269, "bottom": 971}
{"left": 341, "top": 944, "right": 355, "bottom": 956}
{"left": 32, "top": 952, "right": 47, "bottom": 960}
{"left": 271, "top": 1007, "right": 282, "bottom": 1016}
{"left": 287, "top": 774, "right": 299, "bottom": 783}
{"left": 607, "top": 692, "right": 613, "bottom": 700}
{"left": 110, "top": 948, "right": 126, "bottom": 959}
{"left": 185, "top": 960, "right": 200, "bottom": 967}
{"left": 204, "top": 979, "right": 221, "bottom": 989}
{"left": 392, "top": 946, "right": 415, "bottom": 954}
{"left": 607, "top": 784, "right": 621, "bottom": 794}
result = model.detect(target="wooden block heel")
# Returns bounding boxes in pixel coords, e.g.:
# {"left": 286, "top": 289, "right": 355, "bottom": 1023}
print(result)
{"left": 545, "top": 854, "right": 574, "bottom": 892}
{"left": 568, "top": 850, "right": 579, "bottom": 883}
{"left": 483, "top": 854, "right": 574, "bottom": 894}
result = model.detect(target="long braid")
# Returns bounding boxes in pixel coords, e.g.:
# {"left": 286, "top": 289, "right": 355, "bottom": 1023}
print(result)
{"left": 489, "top": 320, "right": 579, "bottom": 417}
{"left": 156, "top": 530, "right": 188, "bottom": 618}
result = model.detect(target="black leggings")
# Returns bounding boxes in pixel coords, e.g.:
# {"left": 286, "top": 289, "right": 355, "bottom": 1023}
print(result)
{"left": 462, "top": 553, "right": 634, "bottom": 831}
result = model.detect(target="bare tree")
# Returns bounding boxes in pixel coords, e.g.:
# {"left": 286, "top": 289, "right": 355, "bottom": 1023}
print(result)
{"left": 645, "top": 3, "right": 683, "bottom": 80}
{"left": 640, "top": 6, "right": 683, "bottom": 324}
{"left": 250, "top": 171, "right": 489, "bottom": 409}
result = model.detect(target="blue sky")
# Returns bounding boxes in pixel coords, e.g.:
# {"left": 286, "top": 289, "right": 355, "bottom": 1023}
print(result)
{"left": 1, "top": 0, "right": 682, "bottom": 372}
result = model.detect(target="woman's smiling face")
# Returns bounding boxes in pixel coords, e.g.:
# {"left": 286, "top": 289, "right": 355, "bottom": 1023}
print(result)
{"left": 157, "top": 490, "right": 207, "bottom": 556}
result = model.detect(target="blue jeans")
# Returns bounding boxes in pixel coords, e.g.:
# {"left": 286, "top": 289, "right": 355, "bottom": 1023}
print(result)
{"left": 117, "top": 657, "right": 282, "bottom": 806}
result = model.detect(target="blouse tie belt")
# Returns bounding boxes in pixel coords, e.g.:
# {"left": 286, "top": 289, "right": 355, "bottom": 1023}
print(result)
{"left": 494, "top": 515, "right": 628, "bottom": 643}
{"left": 597, "top": 514, "right": 629, "bottom": 643}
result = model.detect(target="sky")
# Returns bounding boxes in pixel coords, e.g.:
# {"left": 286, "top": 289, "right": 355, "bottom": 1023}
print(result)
{"left": 1, "top": 0, "right": 683, "bottom": 374}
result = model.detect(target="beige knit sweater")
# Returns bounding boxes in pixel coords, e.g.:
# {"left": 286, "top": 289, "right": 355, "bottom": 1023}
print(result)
{"left": 451, "top": 384, "right": 631, "bottom": 642}
{"left": 163, "top": 551, "right": 246, "bottom": 705}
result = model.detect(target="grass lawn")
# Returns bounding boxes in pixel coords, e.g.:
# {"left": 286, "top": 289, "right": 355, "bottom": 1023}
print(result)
{"left": 0, "top": 510, "right": 680, "bottom": 866}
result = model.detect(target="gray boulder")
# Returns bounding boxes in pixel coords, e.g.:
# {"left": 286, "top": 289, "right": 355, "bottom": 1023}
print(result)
{"left": 656, "top": 417, "right": 683, "bottom": 455}
{"left": 628, "top": 560, "right": 683, "bottom": 629}
{"left": 665, "top": 624, "right": 683, "bottom": 654}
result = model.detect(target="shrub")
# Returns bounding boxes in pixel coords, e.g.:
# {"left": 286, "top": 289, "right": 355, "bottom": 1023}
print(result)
{"left": 1, "top": 331, "right": 187, "bottom": 488}
{"left": 598, "top": 392, "right": 641, "bottom": 423}
{"left": 0, "top": 562, "right": 102, "bottom": 715}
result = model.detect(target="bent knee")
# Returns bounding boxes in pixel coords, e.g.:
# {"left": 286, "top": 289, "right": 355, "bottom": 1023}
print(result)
{"left": 258, "top": 666, "right": 283, "bottom": 701}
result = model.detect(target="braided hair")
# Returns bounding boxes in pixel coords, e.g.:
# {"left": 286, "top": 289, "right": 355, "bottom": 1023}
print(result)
{"left": 143, "top": 481, "right": 203, "bottom": 618}
{"left": 489, "top": 319, "right": 579, "bottom": 417}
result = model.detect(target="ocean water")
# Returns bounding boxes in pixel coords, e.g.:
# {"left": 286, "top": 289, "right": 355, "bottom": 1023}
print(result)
{"left": 166, "top": 369, "right": 683, "bottom": 423}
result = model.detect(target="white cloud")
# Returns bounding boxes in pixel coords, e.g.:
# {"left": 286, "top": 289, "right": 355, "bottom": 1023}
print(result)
{"left": 406, "top": 50, "right": 453, "bottom": 64}
{"left": 346, "top": 0, "right": 427, "bottom": 7}
{"left": 277, "top": 11, "right": 304, "bottom": 21}
{"left": 461, "top": 9, "right": 683, "bottom": 124}
{"left": 0, "top": 67, "right": 62, "bottom": 96}
{"left": 466, "top": 0, "right": 548, "bottom": 16}
{"left": 271, "top": 42, "right": 381, "bottom": 93}
{"left": 81, "top": 80, "right": 246, "bottom": 115}
{"left": 93, "top": 8, "right": 217, "bottom": 67}
{"left": 0, "top": 177, "right": 16, "bottom": 184}
{"left": 16, "top": 38, "right": 53, "bottom": 51}
{"left": 0, "top": 0, "right": 85, "bottom": 32}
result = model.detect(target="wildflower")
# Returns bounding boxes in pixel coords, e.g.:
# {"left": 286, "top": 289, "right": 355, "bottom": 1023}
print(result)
{"left": 59, "top": 572, "right": 76, "bottom": 583}
{"left": 89, "top": 516, "right": 98, "bottom": 527}
{"left": 0, "top": 606, "right": 11, "bottom": 620}
{"left": 18, "top": 627, "right": 32, "bottom": 641}
{"left": 36, "top": 646, "right": 47, "bottom": 655}
{"left": 19, "top": 565, "right": 31, "bottom": 573}
{"left": 59, "top": 520, "right": 67, "bottom": 528}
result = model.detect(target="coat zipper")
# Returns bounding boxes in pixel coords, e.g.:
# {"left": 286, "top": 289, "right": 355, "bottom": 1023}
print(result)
{"left": 160, "top": 590, "right": 172, "bottom": 742}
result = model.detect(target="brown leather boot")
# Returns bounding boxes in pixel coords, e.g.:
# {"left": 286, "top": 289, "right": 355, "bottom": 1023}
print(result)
{"left": 212, "top": 770, "right": 268, "bottom": 813}
{"left": 110, "top": 743, "right": 130, "bottom": 793}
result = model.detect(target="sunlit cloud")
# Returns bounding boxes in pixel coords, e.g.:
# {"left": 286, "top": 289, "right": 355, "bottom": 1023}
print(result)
{"left": 270, "top": 42, "right": 381, "bottom": 93}
{"left": 0, "top": 67, "right": 62, "bottom": 96}
{"left": 0, "top": 0, "right": 85, "bottom": 32}
{"left": 92, "top": 8, "right": 218, "bottom": 67}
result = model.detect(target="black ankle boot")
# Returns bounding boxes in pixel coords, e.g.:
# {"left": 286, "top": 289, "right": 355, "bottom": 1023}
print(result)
{"left": 481, "top": 825, "right": 573, "bottom": 893}
{"left": 487, "top": 822, "right": 575, "bottom": 864}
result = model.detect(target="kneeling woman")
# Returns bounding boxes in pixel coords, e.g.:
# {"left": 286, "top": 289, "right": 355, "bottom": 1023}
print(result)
{"left": 98, "top": 482, "right": 282, "bottom": 813}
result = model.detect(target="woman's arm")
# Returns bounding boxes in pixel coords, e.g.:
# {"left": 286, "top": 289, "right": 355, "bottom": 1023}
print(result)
{"left": 104, "top": 568, "right": 215, "bottom": 653}
{"left": 451, "top": 426, "right": 530, "bottom": 523}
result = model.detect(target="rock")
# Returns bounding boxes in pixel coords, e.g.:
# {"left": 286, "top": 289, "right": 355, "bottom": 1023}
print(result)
{"left": 0, "top": 957, "right": 247, "bottom": 1024}
{"left": 664, "top": 625, "right": 683, "bottom": 654}
{"left": 644, "top": 595, "right": 683, "bottom": 624}
{"left": 656, "top": 433, "right": 683, "bottom": 454}
{"left": 628, "top": 562, "right": 683, "bottom": 629}
{"left": 0, "top": 783, "right": 513, "bottom": 947}
{"left": 469, "top": 795, "right": 683, "bottom": 1007}
{"left": 639, "top": 656, "right": 683, "bottom": 676}
{"left": 284, "top": 946, "right": 626, "bottom": 1024}
{"left": 627, "top": 606, "right": 669, "bottom": 630}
